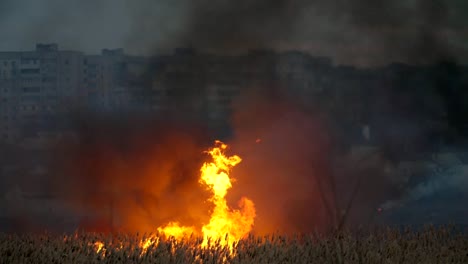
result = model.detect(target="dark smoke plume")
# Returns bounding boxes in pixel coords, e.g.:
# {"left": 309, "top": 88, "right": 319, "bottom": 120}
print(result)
{"left": 126, "top": 0, "right": 467, "bottom": 66}
{"left": 2, "top": 0, "right": 468, "bottom": 233}
{"left": 0, "top": 0, "right": 466, "bottom": 65}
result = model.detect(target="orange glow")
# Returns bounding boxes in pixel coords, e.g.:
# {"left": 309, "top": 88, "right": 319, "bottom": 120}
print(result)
{"left": 139, "top": 236, "right": 159, "bottom": 255}
{"left": 157, "top": 222, "right": 195, "bottom": 239}
{"left": 90, "top": 140, "right": 255, "bottom": 255}
{"left": 199, "top": 140, "right": 256, "bottom": 249}
{"left": 156, "top": 140, "right": 256, "bottom": 251}
{"left": 91, "top": 241, "right": 105, "bottom": 254}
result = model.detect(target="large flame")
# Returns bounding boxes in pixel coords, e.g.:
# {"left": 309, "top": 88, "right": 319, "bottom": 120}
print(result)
{"left": 92, "top": 141, "right": 256, "bottom": 254}
{"left": 158, "top": 140, "right": 256, "bottom": 247}
{"left": 199, "top": 141, "right": 256, "bottom": 248}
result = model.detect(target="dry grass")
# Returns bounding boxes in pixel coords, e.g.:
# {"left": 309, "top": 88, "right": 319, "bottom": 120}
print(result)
{"left": 0, "top": 226, "right": 467, "bottom": 264}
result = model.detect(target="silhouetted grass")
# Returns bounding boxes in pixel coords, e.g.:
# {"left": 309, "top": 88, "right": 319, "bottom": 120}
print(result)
{"left": 0, "top": 225, "right": 467, "bottom": 263}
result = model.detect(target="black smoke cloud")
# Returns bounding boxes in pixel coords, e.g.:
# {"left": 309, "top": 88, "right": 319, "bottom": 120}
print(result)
{"left": 161, "top": 0, "right": 304, "bottom": 51}
{"left": 341, "top": 0, "right": 457, "bottom": 64}
{"left": 0, "top": 0, "right": 467, "bottom": 65}
{"left": 126, "top": 0, "right": 467, "bottom": 65}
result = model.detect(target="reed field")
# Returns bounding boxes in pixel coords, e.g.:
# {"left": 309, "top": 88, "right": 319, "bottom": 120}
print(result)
{"left": 0, "top": 226, "right": 467, "bottom": 264}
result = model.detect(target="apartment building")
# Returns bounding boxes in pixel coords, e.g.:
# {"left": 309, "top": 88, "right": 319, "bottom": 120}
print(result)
{"left": 0, "top": 44, "right": 84, "bottom": 142}
{"left": 0, "top": 44, "right": 140, "bottom": 143}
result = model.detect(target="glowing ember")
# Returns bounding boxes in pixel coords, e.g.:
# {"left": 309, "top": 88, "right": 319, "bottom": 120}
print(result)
{"left": 92, "top": 241, "right": 105, "bottom": 254}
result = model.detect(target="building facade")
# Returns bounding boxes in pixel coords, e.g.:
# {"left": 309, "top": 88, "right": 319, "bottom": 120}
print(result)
{"left": 0, "top": 44, "right": 142, "bottom": 143}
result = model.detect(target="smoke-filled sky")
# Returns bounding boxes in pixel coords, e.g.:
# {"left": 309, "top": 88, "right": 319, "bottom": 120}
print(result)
{"left": 0, "top": 0, "right": 467, "bottom": 66}
{"left": 1, "top": 0, "right": 468, "bottom": 233}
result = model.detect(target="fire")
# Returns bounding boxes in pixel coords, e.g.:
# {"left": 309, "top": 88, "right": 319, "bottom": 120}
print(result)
{"left": 90, "top": 140, "right": 255, "bottom": 254}
{"left": 157, "top": 222, "right": 195, "bottom": 239}
{"left": 156, "top": 140, "right": 255, "bottom": 249}
{"left": 139, "top": 236, "right": 159, "bottom": 255}
{"left": 92, "top": 241, "right": 105, "bottom": 254}
{"left": 199, "top": 140, "right": 256, "bottom": 248}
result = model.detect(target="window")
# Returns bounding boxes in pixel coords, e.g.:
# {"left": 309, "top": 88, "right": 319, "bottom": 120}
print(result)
{"left": 20, "top": 69, "right": 40, "bottom": 74}
{"left": 42, "top": 77, "right": 56, "bottom": 83}
{"left": 22, "top": 87, "right": 41, "bottom": 93}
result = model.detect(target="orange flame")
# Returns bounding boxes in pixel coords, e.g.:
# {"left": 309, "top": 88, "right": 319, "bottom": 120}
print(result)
{"left": 156, "top": 140, "right": 255, "bottom": 250}
{"left": 139, "top": 236, "right": 159, "bottom": 255}
{"left": 157, "top": 222, "right": 195, "bottom": 239}
{"left": 199, "top": 140, "right": 256, "bottom": 249}
{"left": 91, "top": 140, "right": 255, "bottom": 254}
{"left": 91, "top": 241, "right": 105, "bottom": 254}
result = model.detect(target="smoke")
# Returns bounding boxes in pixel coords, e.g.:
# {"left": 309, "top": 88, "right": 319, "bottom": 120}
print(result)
{"left": 47, "top": 83, "right": 401, "bottom": 234}
{"left": 2, "top": 0, "right": 468, "bottom": 233}
{"left": 381, "top": 159, "right": 468, "bottom": 211}
{"left": 33, "top": 84, "right": 341, "bottom": 235}
{"left": 226, "top": 89, "right": 337, "bottom": 234}
{"left": 44, "top": 114, "right": 216, "bottom": 233}
{"left": 338, "top": 0, "right": 459, "bottom": 64}
{"left": 125, "top": 0, "right": 467, "bottom": 66}
{"left": 0, "top": 0, "right": 466, "bottom": 65}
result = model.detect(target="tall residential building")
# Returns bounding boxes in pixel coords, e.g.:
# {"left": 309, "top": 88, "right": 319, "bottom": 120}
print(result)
{"left": 0, "top": 44, "right": 85, "bottom": 142}
{"left": 0, "top": 44, "right": 145, "bottom": 144}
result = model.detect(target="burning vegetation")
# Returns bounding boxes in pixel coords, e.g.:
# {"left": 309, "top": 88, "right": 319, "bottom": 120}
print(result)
{"left": 47, "top": 140, "right": 257, "bottom": 260}
{"left": 142, "top": 140, "right": 255, "bottom": 252}
{"left": 1, "top": 226, "right": 467, "bottom": 263}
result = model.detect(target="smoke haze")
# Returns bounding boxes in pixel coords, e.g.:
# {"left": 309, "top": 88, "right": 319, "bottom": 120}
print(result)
{"left": 49, "top": 115, "right": 214, "bottom": 233}
{"left": 1, "top": 0, "right": 467, "bottom": 234}
{"left": 0, "top": 0, "right": 467, "bottom": 66}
